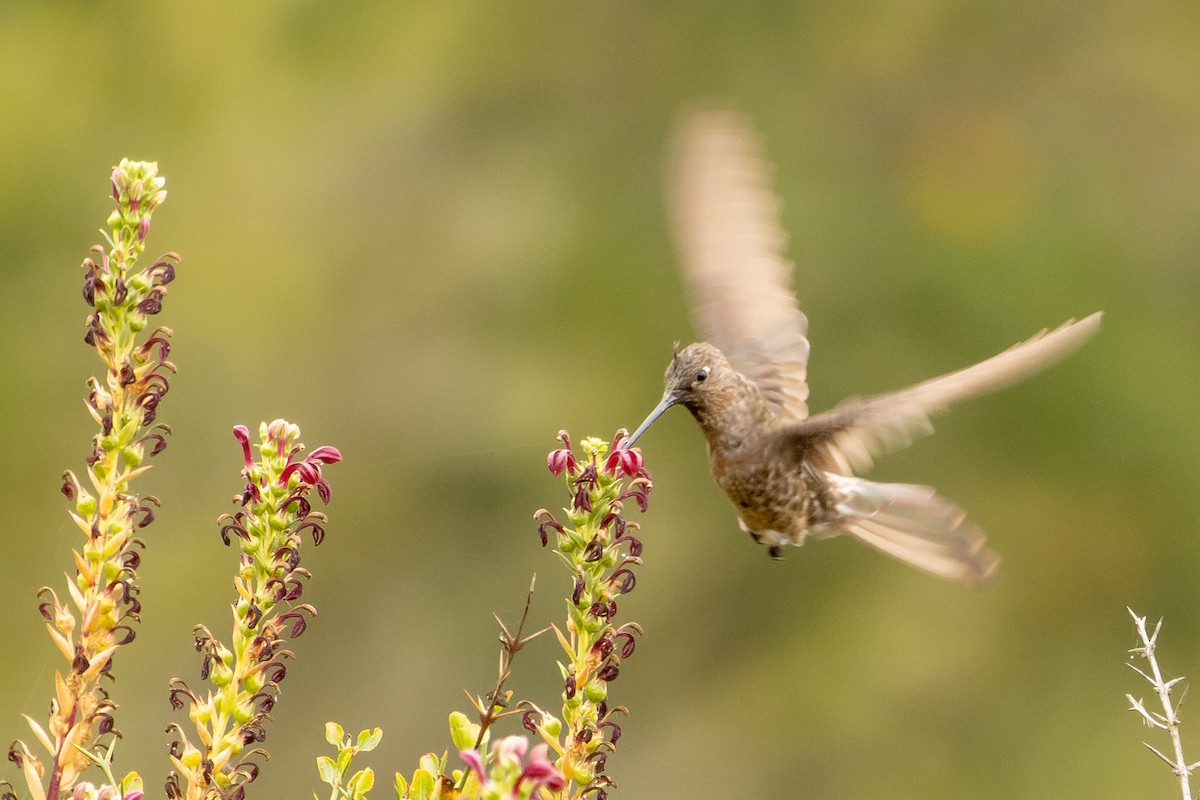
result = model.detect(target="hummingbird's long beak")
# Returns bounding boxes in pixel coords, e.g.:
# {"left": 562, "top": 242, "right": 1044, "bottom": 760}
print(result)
{"left": 624, "top": 394, "right": 678, "bottom": 448}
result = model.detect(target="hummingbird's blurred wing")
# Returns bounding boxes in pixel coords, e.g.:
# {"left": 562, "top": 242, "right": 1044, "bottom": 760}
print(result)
{"left": 782, "top": 313, "right": 1102, "bottom": 474}
{"left": 670, "top": 109, "right": 812, "bottom": 422}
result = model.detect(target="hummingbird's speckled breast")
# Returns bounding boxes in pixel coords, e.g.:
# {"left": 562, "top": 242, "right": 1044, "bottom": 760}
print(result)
{"left": 684, "top": 371, "right": 829, "bottom": 547}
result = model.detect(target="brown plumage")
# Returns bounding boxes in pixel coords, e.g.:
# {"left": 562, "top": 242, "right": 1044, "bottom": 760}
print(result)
{"left": 625, "top": 110, "right": 1102, "bottom": 584}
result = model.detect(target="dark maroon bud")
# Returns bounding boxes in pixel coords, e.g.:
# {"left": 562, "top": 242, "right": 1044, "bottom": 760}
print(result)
{"left": 266, "top": 662, "right": 288, "bottom": 683}
{"left": 596, "top": 700, "right": 608, "bottom": 718}
{"left": 583, "top": 538, "right": 604, "bottom": 563}
{"left": 597, "top": 664, "right": 620, "bottom": 682}
{"left": 72, "top": 647, "right": 90, "bottom": 674}
{"left": 244, "top": 603, "right": 262, "bottom": 630}
{"left": 564, "top": 673, "right": 576, "bottom": 699}
{"left": 61, "top": 478, "right": 76, "bottom": 500}
{"left": 136, "top": 505, "right": 155, "bottom": 527}
{"left": 573, "top": 487, "right": 593, "bottom": 513}
{"left": 168, "top": 686, "right": 193, "bottom": 711}
{"left": 576, "top": 727, "right": 594, "bottom": 744}
{"left": 572, "top": 576, "right": 585, "bottom": 605}
{"left": 200, "top": 654, "right": 212, "bottom": 681}
{"left": 140, "top": 335, "right": 172, "bottom": 361}
{"left": 37, "top": 601, "right": 55, "bottom": 621}
{"left": 591, "top": 637, "right": 613, "bottom": 659}
{"left": 599, "top": 720, "right": 622, "bottom": 743}
{"left": 619, "top": 487, "right": 649, "bottom": 513}
{"left": 165, "top": 775, "right": 181, "bottom": 799}
{"left": 623, "top": 536, "right": 643, "bottom": 558}
{"left": 275, "top": 546, "right": 301, "bottom": 570}
{"left": 83, "top": 275, "right": 100, "bottom": 306}
{"left": 101, "top": 412, "right": 113, "bottom": 435}
{"left": 143, "top": 433, "right": 168, "bottom": 458}
{"left": 124, "top": 549, "right": 141, "bottom": 570}
{"left": 264, "top": 579, "right": 287, "bottom": 603}
{"left": 586, "top": 751, "right": 608, "bottom": 773}
{"left": 252, "top": 691, "right": 275, "bottom": 714}
{"left": 610, "top": 569, "right": 636, "bottom": 594}
{"left": 280, "top": 611, "right": 309, "bottom": 638}
{"left": 8, "top": 745, "right": 23, "bottom": 767}
{"left": 296, "top": 519, "right": 325, "bottom": 546}
{"left": 97, "top": 713, "right": 114, "bottom": 734}
{"left": 316, "top": 479, "right": 332, "bottom": 504}
{"left": 151, "top": 258, "right": 177, "bottom": 286}
{"left": 573, "top": 464, "right": 598, "bottom": 488}
{"left": 112, "top": 278, "right": 128, "bottom": 305}
{"left": 114, "top": 625, "right": 136, "bottom": 645}
{"left": 138, "top": 295, "right": 162, "bottom": 315}
{"left": 521, "top": 710, "right": 540, "bottom": 733}
{"left": 241, "top": 724, "right": 266, "bottom": 745}
{"left": 588, "top": 602, "right": 611, "bottom": 619}
{"left": 287, "top": 495, "right": 312, "bottom": 519}
{"left": 615, "top": 631, "right": 637, "bottom": 658}
{"left": 538, "top": 517, "right": 565, "bottom": 547}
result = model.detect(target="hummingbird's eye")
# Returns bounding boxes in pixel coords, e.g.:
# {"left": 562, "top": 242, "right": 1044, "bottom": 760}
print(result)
{"left": 696, "top": 367, "right": 710, "bottom": 384}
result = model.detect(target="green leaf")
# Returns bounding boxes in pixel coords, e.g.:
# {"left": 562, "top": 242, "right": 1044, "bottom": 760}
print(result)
{"left": 448, "top": 712, "right": 480, "bottom": 751}
{"left": 410, "top": 769, "right": 435, "bottom": 800}
{"left": 317, "top": 755, "right": 341, "bottom": 785}
{"left": 348, "top": 767, "right": 376, "bottom": 797}
{"left": 325, "top": 722, "right": 346, "bottom": 748}
{"left": 394, "top": 772, "right": 408, "bottom": 798}
{"left": 119, "top": 772, "right": 143, "bottom": 795}
{"left": 356, "top": 727, "right": 383, "bottom": 752}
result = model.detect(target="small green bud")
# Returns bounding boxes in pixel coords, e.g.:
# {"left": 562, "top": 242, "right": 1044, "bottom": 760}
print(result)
{"left": 583, "top": 681, "right": 607, "bottom": 703}
{"left": 189, "top": 701, "right": 212, "bottom": 726}
{"left": 572, "top": 761, "right": 595, "bottom": 785}
{"left": 76, "top": 493, "right": 97, "bottom": 517}
{"left": 180, "top": 745, "right": 203, "bottom": 770}
{"left": 542, "top": 715, "right": 563, "bottom": 738}
{"left": 232, "top": 697, "right": 254, "bottom": 724}
{"left": 243, "top": 669, "right": 264, "bottom": 694}
{"left": 121, "top": 446, "right": 143, "bottom": 468}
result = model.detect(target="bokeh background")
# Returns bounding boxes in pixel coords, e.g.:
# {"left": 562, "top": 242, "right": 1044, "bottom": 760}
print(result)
{"left": 2, "top": 3, "right": 1199, "bottom": 798}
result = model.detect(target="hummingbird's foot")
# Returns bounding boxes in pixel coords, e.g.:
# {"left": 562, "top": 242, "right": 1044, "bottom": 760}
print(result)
{"left": 767, "top": 544, "right": 785, "bottom": 560}
{"left": 738, "top": 517, "right": 764, "bottom": 544}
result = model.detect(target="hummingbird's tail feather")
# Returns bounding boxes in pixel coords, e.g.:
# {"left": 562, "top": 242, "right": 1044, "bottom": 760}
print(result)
{"left": 826, "top": 474, "right": 999, "bottom": 585}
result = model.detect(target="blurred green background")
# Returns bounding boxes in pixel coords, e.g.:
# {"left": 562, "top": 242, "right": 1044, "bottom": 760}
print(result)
{"left": 2, "top": 2, "right": 1199, "bottom": 798}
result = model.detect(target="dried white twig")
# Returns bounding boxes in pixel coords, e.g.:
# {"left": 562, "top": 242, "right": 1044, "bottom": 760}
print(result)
{"left": 1127, "top": 608, "right": 1195, "bottom": 800}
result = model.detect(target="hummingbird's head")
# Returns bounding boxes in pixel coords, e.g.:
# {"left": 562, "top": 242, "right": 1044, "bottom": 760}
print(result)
{"left": 624, "top": 341, "right": 733, "bottom": 447}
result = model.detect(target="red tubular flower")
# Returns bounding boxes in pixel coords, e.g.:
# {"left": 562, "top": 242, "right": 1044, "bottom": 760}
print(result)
{"left": 459, "top": 749, "right": 485, "bottom": 782}
{"left": 233, "top": 426, "right": 253, "bottom": 470}
{"left": 548, "top": 430, "right": 579, "bottom": 476}
{"left": 515, "top": 744, "right": 567, "bottom": 794}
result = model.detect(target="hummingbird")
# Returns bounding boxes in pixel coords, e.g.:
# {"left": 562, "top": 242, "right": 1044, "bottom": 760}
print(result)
{"left": 625, "top": 110, "right": 1101, "bottom": 584}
